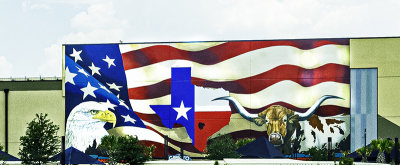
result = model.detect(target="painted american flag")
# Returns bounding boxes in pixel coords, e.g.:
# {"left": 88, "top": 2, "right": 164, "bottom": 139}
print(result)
{"left": 65, "top": 39, "right": 350, "bottom": 157}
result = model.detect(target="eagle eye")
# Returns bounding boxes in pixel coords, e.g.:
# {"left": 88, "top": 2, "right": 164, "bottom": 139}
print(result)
{"left": 90, "top": 110, "right": 100, "bottom": 115}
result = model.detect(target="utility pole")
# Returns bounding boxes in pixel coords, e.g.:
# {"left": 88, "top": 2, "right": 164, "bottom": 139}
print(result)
{"left": 328, "top": 137, "right": 332, "bottom": 161}
{"left": 4, "top": 89, "right": 9, "bottom": 153}
{"left": 363, "top": 128, "right": 366, "bottom": 161}
{"left": 395, "top": 138, "right": 399, "bottom": 165}
{"left": 164, "top": 135, "right": 169, "bottom": 160}
{"left": 180, "top": 147, "right": 184, "bottom": 159}
{"left": 61, "top": 136, "right": 65, "bottom": 165}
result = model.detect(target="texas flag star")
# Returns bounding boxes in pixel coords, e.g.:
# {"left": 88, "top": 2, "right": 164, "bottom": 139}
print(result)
{"left": 173, "top": 101, "right": 191, "bottom": 120}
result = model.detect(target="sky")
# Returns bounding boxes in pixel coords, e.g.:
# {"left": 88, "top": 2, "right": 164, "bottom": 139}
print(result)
{"left": 1, "top": 0, "right": 400, "bottom": 78}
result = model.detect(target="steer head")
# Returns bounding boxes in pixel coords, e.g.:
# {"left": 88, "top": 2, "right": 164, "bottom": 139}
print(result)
{"left": 253, "top": 105, "right": 299, "bottom": 145}
{"left": 213, "top": 95, "right": 343, "bottom": 146}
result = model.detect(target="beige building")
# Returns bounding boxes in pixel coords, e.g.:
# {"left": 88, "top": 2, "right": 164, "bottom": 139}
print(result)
{"left": 1, "top": 37, "right": 400, "bottom": 158}
{"left": 351, "top": 38, "right": 400, "bottom": 139}
{"left": 0, "top": 77, "right": 65, "bottom": 157}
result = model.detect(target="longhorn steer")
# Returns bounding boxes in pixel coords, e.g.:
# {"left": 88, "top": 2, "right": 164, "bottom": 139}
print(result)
{"left": 213, "top": 95, "right": 343, "bottom": 152}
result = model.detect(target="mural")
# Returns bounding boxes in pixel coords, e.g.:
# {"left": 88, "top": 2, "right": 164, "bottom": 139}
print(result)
{"left": 64, "top": 39, "right": 350, "bottom": 157}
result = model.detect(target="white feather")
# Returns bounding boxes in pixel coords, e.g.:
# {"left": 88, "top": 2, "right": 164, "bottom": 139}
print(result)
{"left": 66, "top": 101, "right": 109, "bottom": 152}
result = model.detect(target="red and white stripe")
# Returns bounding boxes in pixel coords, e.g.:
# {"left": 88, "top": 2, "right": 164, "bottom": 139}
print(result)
{"left": 118, "top": 40, "right": 350, "bottom": 155}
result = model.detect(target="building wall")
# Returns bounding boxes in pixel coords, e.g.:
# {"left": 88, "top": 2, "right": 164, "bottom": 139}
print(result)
{"left": 2, "top": 38, "right": 400, "bottom": 158}
{"left": 0, "top": 80, "right": 64, "bottom": 157}
{"left": 350, "top": 38, "right": 400, "bottom": 139}
{"left": 64, "top": 40, "right": 351, "bottom": 156}
{"left": 0, "top": 91, "right": 5, "bottom": 149}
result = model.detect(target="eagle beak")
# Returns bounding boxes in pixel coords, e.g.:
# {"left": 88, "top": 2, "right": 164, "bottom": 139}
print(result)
{"left": 93, "top": 110, "right": 117, "bottom": 128}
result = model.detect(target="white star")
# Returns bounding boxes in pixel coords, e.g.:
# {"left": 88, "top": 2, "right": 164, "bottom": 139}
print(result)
{"left": 122, "top": 115, "right": 136, "bottom": 124}
{"left": 103, "top": 55, "right": 116, "bottom": 68}
{"left": 117, "top": 94, "right": 120, "bottom": 99}
{"left": 76, "top": 66, "right": 89, "bottom": 77}
{"left": 107, "top": 82, "right": 122, "bottom": 91}
{"left": 173, "top": 101, "right": 191, "bottom": 120}
{"left": 99, "top": 83, "right": 111, "bottom": 93}
{"left": 101, "top": 99, "right": 116, "bottom": 110}
{"left": 65, "top": 67, "right": 77, "bottom": 85}
{"left": 88, "top": 62, "right": 101, "bottom": 76}
{"left": 80, "top": 82, "right": 98, "bottom": 99}
{"left": 70, "top": 48, "right": 82, "bottom": 62}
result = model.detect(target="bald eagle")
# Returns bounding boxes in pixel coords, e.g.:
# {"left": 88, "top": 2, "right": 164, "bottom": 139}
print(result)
{"left": 66, "top": 101, "right": 116, "bottom": 152}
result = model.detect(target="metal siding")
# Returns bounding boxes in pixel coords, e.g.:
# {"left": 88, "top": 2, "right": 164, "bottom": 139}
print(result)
{"left": 350, "top": 68, "right": 377, "bottom": 151}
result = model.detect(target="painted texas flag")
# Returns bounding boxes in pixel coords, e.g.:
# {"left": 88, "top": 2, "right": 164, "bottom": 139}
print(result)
{"left": 150, "top": 67, "right": 231, "bottom": 152}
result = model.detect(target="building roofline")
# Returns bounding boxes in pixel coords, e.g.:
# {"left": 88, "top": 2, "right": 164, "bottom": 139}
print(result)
{"left": 62, "top": 36, "right": 400, "bottom": 46}
{"left": 0, "top": 77, "right": 62, "bottom": 82}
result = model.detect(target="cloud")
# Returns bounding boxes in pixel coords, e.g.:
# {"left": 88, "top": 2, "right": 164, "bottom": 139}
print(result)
{"left": 36, "top": 0, "right": 400, "bottom": 77}
{"left": 0, "top": 56, "right": 13, "bottom": 77}
{"left": 71, "top": 2, "right": 128, "bottom": 31}
{"left": 38, "top": 1, "right": 126, "bottom": 76}
{"left": 312, "top": 1, "right": 400, "bottom": 38}
{"left": 22, "top": 0, "right": 51, "bottom": 11}
{"left": 38, "top": 29, "right": 126, "bottom": 77}
{"left": 37, "top": 44, "right": 62, "bottom": 77}
{"left": 61, "top": 29, "right": 125, "bottom": 43}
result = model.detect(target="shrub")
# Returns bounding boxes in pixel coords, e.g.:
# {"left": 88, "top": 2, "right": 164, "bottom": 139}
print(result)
{"left": 18, "top": 113, "right": 60, "bottom": 165}
{"left": 356, "top": 146, "right": 372, "bottom": 162}
{"left": 214, "top": 160, "right": 219, "bottom": 165}
{"left": 370, "top": 138, "right": 394, "bottom": 163}
{"left": 339, "top": 157, "right": 354, "bottom": 165}
{"left": 339, "top": 150, "right": 354, "bottom": 165}
{"left": 0, "top": 144, "right": 7, "bottom": 161}
{"left": 205, "top": 134, "right": 240, "bottom": 160}
{"left": 305, "top": 146, "right": 334, "bottom": 161}
{"left": 235, "top": 138, "right": 255, "bottom": 149}
{"left": 0, "top": 144, "right": 7, "bottom": 165}
{"left": 98, "top": 135, "right": 154, "bottom": 165}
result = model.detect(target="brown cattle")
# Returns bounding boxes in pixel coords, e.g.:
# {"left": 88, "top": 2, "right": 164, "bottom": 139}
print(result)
{"left": 213, "top": 95, "right": 342, "bottom": 146}
{"left": 253, "top": 105, "right": 299, "bottom": 145}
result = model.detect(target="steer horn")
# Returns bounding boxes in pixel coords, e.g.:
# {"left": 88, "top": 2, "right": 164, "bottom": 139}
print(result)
{"left": 295, "top": 95, "right": 343, "bottom": 121}
{"left": 212, "top": 95, "right": 343, "bottom": 122}
{"left": 212, "top": 96, "right": 258, "bottom": 122}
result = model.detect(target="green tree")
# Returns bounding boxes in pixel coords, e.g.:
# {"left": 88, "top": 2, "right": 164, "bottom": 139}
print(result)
{"left": 98, "top": 135, "right": 118, "bottom": 165}
{"left": 370, "top": 138, "right": 394, "bottom": 163}
{"left": 98, "top": 135, "right": 154, "bottom": 165}
{"left": 18, "top": 113, "right": 60, "bottom": 165}
{"left": 205, "top": 134, "right": 240, "bottom": 160}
